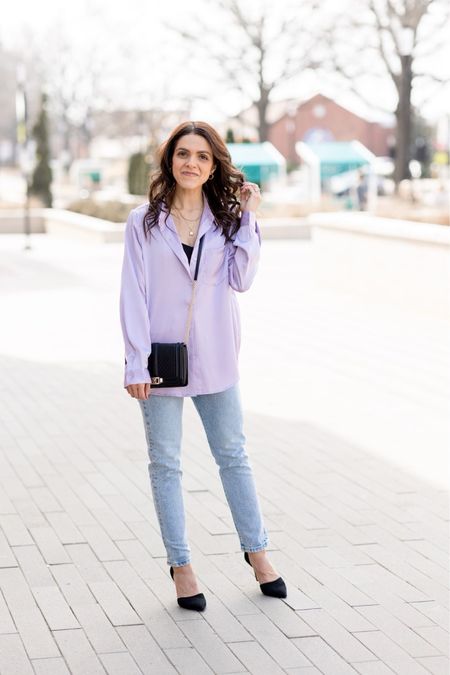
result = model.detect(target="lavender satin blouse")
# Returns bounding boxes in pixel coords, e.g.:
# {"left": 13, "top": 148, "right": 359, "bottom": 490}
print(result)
{"left": 119, "top": 196, "right": 261, "bottom": 396}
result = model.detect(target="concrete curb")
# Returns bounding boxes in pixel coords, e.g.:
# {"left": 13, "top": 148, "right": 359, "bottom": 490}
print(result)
{"left": 0, "top": 208, "right": 311, "bottom": 243}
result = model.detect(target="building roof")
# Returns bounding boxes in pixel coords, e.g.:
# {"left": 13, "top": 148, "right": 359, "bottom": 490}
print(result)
{"left": 227, "top": 141, "right": 285, "bottom": 166}
{"left": 291, "top": 91, "right": 395, "bottom": 127}
{"left": 231, "top": 90, "right": 396, "bottom": 132}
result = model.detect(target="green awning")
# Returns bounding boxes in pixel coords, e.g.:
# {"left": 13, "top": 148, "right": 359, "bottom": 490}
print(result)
{"left": 227, "top": 142, "right": 285, "bottom": 166}
{"left": 306, "top": 141, "right": 372, "bottom": 165}
{"left": 305, "top": 141, "right": 374, "bottom": 180}
{"left": 226, "top": 142, "right": 285, "bottom": 185}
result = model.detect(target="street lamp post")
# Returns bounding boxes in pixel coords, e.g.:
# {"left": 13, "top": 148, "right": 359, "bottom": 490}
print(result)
{"left": 15, "top": 63, "right": 32, "bottom": 251}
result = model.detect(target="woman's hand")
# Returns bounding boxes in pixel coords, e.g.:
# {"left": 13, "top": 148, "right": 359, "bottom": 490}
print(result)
{"left": 126, "top": 383, "right": 151, "bottom": 400}
{"left": 239, "top": 181, "right": 261, "bottom": 213}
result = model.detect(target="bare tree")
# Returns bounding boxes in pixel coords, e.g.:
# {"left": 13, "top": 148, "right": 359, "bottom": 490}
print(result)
{"left": 14, "top": 4, "right": 182, "bottom": 172}
{"left": 164, "top": 0, "right": 321, "bottom": 141}
{"left": 321, "top": 0, "right": 450, "bottom": 185}
{"left": 12, "top": 21, "right": 112, "bottom": 171}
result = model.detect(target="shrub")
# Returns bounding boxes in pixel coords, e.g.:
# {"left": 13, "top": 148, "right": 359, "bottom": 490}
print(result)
{"left": 29, "top": 93, "right": 53, "bottom": 207}
{"left": 128, "top": 152, "right": 150, "bottom": 196}
{"left": 66, "top": 199, "right": 133, "bottom": 222}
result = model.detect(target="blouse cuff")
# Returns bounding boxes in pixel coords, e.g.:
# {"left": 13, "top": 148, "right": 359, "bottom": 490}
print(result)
{"left": 240, "top": 210, "right": 256, "bottom": 228}
{"left": 236, "top": 211, "right": 258, "bottom": 243}
{"left": 124, "top": 368, "right": 152, "bottom": 388}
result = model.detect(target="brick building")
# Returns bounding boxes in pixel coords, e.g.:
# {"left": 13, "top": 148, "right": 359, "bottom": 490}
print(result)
{"left": 268, "top": 94, "right": 396, "bottom": 165}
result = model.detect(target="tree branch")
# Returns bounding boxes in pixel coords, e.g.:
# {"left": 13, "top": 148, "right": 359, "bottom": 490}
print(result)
{"left": 369, "top": 0, "right": 401, "bottom": 90}
{"left": 322, "top": 65, "right": 397, "bottom": 115}
{"left": 413, "top": 71, "right": 450, "bottom": 84}
{"left": 224, "top": 0, "right": 260, "bottom": 46}
{"left": 162, "top": 19, "right": 253, "bottom": 93}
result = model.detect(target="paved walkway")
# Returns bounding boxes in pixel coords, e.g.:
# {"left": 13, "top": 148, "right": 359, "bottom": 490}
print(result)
{"left": 0, "top": 232, "right": 448, "bottom": 675}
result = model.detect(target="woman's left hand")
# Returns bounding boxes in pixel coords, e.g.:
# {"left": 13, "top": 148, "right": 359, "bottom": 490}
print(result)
{"left": 240, "top": 181, "right": 261, "bottom": 213}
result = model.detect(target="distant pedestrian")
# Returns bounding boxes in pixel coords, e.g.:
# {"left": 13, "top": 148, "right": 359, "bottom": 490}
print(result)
{"left": 119, "top": 121, "right": 287, "bottom": 611}
{"left": 356, "top": 170, "right": 368, "bottom": 210}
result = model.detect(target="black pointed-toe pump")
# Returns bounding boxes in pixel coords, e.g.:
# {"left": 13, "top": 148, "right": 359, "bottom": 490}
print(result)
{"left": 169, "top": 566, "right": 207, "bottom": 611}
{"left": 244, "top": 552, "right": 287, "bottom": 598}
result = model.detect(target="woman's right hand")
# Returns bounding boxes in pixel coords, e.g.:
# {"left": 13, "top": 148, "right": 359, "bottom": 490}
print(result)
{"left": 126, "top": 383, "right": 151, "bottom": 400}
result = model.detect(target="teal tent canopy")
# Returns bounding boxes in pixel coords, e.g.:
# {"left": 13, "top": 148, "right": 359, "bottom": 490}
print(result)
{"left": 305, "top": 141, "right": 374, "bottom": 181}
{"left": 227, "top": 142, "right": 285, "bottom": 186}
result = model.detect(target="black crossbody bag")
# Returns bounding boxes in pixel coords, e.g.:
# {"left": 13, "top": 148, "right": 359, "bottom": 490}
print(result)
{"left": 147, "top": 234, "right": 205, "bottom": 388}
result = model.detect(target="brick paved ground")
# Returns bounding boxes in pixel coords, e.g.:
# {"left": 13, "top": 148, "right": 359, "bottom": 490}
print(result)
{"left": 0, "top": 232, "right": 448, "bottom": 674}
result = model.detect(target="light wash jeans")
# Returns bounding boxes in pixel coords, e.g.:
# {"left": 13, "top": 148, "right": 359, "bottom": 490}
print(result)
{"left": 138, "top": 383, "right": 269, "bottom": 567}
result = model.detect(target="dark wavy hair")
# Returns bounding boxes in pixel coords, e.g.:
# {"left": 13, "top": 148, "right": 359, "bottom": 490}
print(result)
{"left": 143, "top": 121, "right": 246, "bottom": 243}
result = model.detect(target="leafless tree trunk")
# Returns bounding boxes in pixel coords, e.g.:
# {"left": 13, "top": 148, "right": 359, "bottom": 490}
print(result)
{"left": 395, "top": 52, "right": 413, "bottom": 184}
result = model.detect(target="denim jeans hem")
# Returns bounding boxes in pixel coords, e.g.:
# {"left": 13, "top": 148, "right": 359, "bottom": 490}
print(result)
{"left": 168, "top": 559, "right": 191, "bottom": 567}
{"left": 241, "top": 538, "right": 269, "bottom": 553}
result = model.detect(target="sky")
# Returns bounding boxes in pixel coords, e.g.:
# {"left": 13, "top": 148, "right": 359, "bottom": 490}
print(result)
{"left": 1, "top": 0, "right": 449, "bottom": 125}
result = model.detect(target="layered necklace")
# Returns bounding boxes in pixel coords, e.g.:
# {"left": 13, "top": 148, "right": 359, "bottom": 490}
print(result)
{"left": 171, "top": 200, "right": 203, "bottom": 241}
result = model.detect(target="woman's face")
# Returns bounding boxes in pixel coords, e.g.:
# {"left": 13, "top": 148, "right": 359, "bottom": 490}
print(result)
{"left": 171, "top": 133, "right": 216, "bottom": 190}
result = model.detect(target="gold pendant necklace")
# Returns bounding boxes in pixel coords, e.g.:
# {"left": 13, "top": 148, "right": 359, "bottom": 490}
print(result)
{"left": 172, "top": 211, "right": 198, "bottom": 239}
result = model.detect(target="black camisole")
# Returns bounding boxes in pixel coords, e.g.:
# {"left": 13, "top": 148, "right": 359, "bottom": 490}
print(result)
{"left": 182, "top": 243, "right": 194, "bottom": 263}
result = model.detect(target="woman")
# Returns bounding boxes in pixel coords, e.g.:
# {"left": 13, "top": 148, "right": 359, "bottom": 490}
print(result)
{"left": 120, "top": 120, "right": 287, "bottom": 611}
